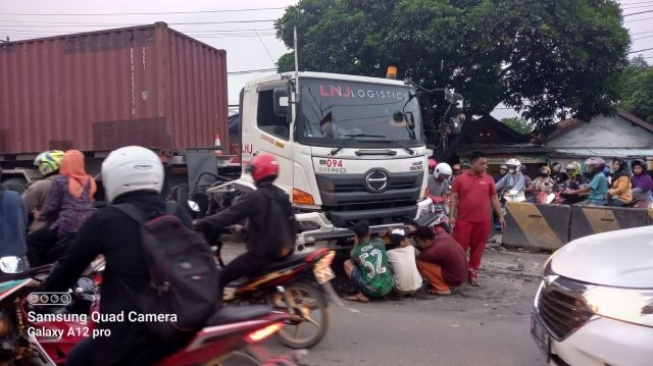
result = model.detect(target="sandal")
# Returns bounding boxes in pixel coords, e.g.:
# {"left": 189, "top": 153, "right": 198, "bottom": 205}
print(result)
{"left": 426, "top": 288, "right": 451, "bottom": 296}
{"left": 344, "top": 294, "right": 370, "bottom": 303}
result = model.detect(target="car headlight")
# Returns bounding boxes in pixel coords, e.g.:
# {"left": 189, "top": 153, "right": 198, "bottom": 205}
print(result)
{"left": 583, "top": 286, "right": 653, "bottom": 327}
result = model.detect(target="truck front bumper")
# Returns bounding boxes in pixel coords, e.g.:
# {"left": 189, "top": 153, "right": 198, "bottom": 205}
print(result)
{"left": 294, "top": 198, "right": 436, "bottom": 251}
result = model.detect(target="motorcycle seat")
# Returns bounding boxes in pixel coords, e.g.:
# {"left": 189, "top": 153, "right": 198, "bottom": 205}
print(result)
{"left": 254, "top": 252, "right": 314, "bottom": 274}
{"left": 208, "top": 305, "right": 275, "bottom": 325}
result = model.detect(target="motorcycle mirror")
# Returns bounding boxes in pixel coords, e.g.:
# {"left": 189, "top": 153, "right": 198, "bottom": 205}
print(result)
{"left": 187, "top": 200, "right": 200, "bottom": 212}
{"left": 0, "top": 256, "right": 27, "bottom": 274}
{"left": 546, "top": 193, "right": 556, "bottom": 204}
{"left": 76, "top": 277, "right": 95, "bottom": 293}
{"left": 393, "top": 110, "right": 404, "bottom": 123}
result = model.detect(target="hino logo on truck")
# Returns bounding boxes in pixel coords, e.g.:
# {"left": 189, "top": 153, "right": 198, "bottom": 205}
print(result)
{"left": 365, "top": 170, "right": 389, "bottom": 193}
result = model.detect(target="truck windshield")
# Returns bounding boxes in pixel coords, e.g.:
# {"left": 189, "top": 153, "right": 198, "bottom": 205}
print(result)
{"left": 297, "top": 78, "right": 424, "bottom": 148}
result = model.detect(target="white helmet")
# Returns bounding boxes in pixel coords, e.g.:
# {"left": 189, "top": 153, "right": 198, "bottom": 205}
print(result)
{"left": 101, "top": 146, "right": 164, "bottom": 203}
{"left": 505, "top": 159, "right": 521, "bottom": 170}
{"left": 434, "top": 162, "right": 452, "bottom": 177}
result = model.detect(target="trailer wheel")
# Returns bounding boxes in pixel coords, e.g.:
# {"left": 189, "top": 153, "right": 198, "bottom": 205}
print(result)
{"left": 2, "top": 177, "right": 28, "bottom": 194}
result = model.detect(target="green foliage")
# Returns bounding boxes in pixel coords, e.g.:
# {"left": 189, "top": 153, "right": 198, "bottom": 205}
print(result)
{"left": 619, "top": 56, "right": 653, "bottom": 123}
{"left": 500, "top": 117, "right": 533, "bottom": 135}
{"left": 275, "top": 0, "right": 630, "bottom": 138}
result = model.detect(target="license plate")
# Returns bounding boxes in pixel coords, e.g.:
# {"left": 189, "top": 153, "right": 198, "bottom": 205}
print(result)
{"left": 313, "top": 266, "right": 335, "bottom": 285}
{"left": 530, "top": 313, "right": 551, "bottom": 361}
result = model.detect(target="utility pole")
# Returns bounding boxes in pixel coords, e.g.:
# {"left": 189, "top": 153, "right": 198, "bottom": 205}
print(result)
{"left": 0, "top": 36, "right": 9, "bottom": 43}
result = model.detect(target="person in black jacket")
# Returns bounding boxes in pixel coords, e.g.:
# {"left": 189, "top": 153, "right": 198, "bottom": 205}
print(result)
{"left": 193, "top": 153, "right": 296, "bottom": 298}
{"left": 41, "top": 146, "right": 192, "bottom": 366}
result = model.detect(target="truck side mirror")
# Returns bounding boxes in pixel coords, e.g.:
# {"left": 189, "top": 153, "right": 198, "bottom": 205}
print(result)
{"left": 273, "top": 88, "right": 290, "bottom": 119}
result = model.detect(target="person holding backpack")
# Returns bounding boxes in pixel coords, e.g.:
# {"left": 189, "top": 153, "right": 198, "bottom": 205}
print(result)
{"left": 193, "top": 153, "right": 296, "bottom": 298}
{"left": 42, "top": 146, "right": 219, "bottom": 366}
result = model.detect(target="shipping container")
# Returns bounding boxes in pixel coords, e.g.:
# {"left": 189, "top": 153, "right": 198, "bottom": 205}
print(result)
{"left": 0, "top": 22, "right": 229, "bottom": 158}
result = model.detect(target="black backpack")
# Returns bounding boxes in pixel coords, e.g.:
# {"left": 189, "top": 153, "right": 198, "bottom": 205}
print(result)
{"left": 114, "top": 202, "right": 221, "bottom": 341}
{"left": 260, "top": 188, "right": 296, "bottom": 258}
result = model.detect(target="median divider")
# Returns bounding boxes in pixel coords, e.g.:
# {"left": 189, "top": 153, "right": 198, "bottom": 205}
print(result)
{"left": 501, "top": 202, "right": 571, "bottom": 251}
{"left": 569, "top": 205, "right": 649, "bottom": 241}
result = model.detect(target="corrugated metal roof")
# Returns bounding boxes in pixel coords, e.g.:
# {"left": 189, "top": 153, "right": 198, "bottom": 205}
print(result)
{"left": 551, "top": 148, "right": 653, "bottom": 157}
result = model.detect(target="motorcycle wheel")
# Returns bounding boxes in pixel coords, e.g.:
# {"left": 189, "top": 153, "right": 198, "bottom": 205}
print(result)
{"left": 275, "top": 281, "right": 330, "bottom": 349}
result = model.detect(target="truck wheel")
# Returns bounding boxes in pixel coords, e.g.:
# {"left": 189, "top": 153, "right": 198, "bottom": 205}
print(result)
{"left": 2, "top": 177, "right": 28, "bottom": 194}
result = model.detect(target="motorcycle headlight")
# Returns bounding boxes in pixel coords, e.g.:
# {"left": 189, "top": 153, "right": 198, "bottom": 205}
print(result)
{"left": 583, "top": 287, "right": 653, "bottom": 327}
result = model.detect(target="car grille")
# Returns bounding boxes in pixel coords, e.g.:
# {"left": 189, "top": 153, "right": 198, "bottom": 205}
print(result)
{"left": 537, "top": 278, "right": 594, "bottom": 340}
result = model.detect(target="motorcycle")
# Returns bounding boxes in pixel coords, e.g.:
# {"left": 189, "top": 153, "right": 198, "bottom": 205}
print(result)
{"left": 429, "top": 195, "right": 452, "bottom": 234}
{"left": 210, "top": 235, "right": 342, "bottom": 350}
{"left": 535, "top": 190, "right": 559, "bottom": 204}
{"left": 0, "top": 256, "right": 303, "bottom": 366}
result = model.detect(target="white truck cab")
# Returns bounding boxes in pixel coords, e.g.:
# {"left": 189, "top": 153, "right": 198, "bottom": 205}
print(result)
{"left": 208, "top": 71, "right": 438, "bottom": 251}
{"left": 531, "top": 225, "right": 653, "bottom": 366}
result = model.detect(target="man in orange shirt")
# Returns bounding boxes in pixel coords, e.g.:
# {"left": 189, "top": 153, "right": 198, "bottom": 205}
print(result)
{"left": 449, "top": 151, "right": 505, "bottom": 286}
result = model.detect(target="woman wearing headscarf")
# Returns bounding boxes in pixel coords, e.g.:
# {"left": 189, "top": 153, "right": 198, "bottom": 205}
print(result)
{"left": 27, "top": 150, "right": 96, "bottom": 266}
{"left": 606, "top": 158, "right": 633, "bottom": 207}
{"left": 630, "top": 159, "right": 653, "bottom": 206}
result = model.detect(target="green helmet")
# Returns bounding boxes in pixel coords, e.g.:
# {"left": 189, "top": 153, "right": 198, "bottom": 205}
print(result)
{"left": 34, "top": 150, "right": 65, "bottom": 176}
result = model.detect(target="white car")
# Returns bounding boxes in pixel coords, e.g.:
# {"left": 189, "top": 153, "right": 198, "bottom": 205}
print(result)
{"left": 531, "top": 226, "right": 653, "bottom": 366}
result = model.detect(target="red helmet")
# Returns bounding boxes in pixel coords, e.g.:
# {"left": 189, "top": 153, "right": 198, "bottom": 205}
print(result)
{"left": 246, "top": 153, "right": 279, "bottom": 182}
{"left": 428, "top": 158, "right": 437, "bottom": 170}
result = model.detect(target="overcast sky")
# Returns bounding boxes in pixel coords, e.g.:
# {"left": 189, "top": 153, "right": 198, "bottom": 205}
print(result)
{"left": 1, "top": 0, "right": 651, "bottom": 120}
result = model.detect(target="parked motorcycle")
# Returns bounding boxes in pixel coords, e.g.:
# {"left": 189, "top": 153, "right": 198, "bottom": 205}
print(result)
{"left": 0, "top": 256, "right": 303, "bottom": 366}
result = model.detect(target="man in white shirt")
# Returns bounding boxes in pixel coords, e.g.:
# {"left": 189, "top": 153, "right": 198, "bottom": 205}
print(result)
{"left": 386, "top": 228, "right": 423, "bottom": 296}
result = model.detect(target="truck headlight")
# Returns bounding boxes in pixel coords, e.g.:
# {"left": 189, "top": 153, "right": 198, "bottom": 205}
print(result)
{"left": 583, "top": 287, "right": 653, "bottom": 326}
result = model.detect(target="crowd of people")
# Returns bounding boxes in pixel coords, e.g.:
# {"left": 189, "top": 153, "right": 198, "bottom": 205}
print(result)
{"left": 345, "top": 151, "right": 503, "bottom": 301}
{"left": 490, "top": 156, "right": 653, "bottom": 208}
{"left": 1, "top": 150, "right": 97, "bottom": 265}
{"left": 343, "top": 151, "right": 653, "bottom": 302}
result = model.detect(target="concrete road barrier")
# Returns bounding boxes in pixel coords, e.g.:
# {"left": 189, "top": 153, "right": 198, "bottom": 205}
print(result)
{"left": 569, "top": 205, "right": 649, "bottom": 241}
{"left": 502, "top": 202, "right": 571, "bottom": 251}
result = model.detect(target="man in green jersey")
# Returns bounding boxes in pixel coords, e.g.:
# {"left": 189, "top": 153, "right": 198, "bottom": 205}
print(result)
{"left": 343, "top": 221, "right": 395, "bottom": 302}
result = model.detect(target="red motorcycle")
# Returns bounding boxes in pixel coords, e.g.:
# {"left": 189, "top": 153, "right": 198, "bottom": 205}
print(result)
{"left": 0, "top": 256, "right": 303, "bottom": 366}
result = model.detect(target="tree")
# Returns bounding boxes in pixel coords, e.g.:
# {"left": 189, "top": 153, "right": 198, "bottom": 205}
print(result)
{"left": 274, "top": 0, "right": 630, "bottom": 158}
{"left": 501, "top": 117, "right": 534, "bottom": 135}
{"left": 619, "top": 56, "right": 653, "bottom": 123}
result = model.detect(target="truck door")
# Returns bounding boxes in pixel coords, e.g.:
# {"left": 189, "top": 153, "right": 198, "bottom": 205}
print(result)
{"left": 241, "top": 83, "right": 294, "bottom": 191}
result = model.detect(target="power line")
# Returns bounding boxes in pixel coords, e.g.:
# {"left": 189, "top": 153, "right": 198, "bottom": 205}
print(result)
{"left": 621, "top": 0, "right": 653, "bottom": 4}
{"left": 623, "top": 9, "right": 653, "bottom": 16}
{"left": 626, "top": 14, "right": 653, "bottom": 21}
{"left": 0, "top": 19, "right": 277, "bottom": 28}
{"left": 227, "top": 68, "right": 277, "bottom": 75}
{"left": 0, "top": 7, "right": 286, "bottom": 16}
{"left": 629, "top": 46, "right": 653, "bottom": 54}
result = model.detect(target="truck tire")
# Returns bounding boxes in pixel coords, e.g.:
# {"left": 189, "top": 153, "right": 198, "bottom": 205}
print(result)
{"left": 2, "top": 177, "right": 28, "bottom": 194}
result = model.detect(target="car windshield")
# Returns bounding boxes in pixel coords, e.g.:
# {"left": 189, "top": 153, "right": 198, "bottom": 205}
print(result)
{"left": 296, "top": 78, "right": 424, "bottom": 148}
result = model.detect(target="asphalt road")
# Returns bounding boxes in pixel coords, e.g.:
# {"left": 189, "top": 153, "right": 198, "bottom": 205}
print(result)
{"left": 223, "top": 239, "right": 550, "bottom": 366}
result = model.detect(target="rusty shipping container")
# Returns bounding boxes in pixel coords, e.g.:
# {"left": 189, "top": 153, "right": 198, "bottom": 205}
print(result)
{"left": 0, "top": 22, "right": 229, "bottom": 157}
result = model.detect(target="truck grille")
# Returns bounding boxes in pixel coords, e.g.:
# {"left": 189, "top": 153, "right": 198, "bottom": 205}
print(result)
{"left": 315, "top": 171, "right": 422, "bottom": 209}
{"left": 537, "top": 278, "right": 594, "bottom": 340}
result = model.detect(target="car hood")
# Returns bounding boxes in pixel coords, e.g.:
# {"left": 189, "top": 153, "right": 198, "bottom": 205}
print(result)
{"left": 550, "top": 226, "right": 653, "bottom": 289}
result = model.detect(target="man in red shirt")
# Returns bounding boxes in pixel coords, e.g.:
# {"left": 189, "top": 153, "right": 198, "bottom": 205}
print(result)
{"left": 449, "top": 151, "right": 505, "bottom": 286}
{"left": 409, "top": 226, "right": 468, "bottom": 296}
